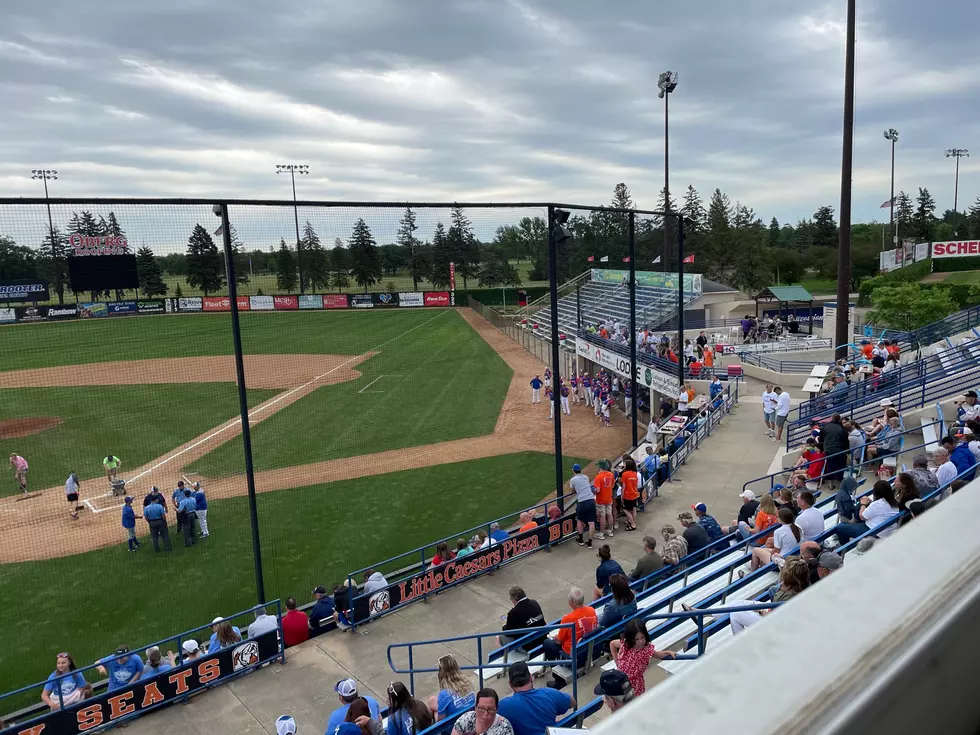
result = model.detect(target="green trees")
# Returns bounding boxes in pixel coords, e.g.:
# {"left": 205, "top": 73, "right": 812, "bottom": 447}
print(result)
{"left": 185, "top": 225, "right": 224, "bottom": 295}
{"left": 867, "top": 283, "right": 957, "bottom": 332}
{"left": 448, "top": 205, "right": 479, "bottom": 289}
{"left": 37, "top": 228, "right": 70, "bottom": 303}
{"left": 301, "top": 221, "right": 330, "bottom": 292}
{"left": 275, "top": 239, "right": 298, "bottom": 292}
{"left": 347, "top": 218, "right": 381, "bottom": 291}
{"left": 136, "top": 246, "right": 168, "bottom": 297}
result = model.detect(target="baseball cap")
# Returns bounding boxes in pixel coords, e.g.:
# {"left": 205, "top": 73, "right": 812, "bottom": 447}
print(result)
{"left": 124, "top": 496, "right": 133, "bottom": 504}
{"left": 275, "top": 715, "right": 297, "bottom": 735}
{"left": 212, "top": 616, "right": 225, "bottom": 625}
{"left": 312, "top": 585, "right": 328, "bottom": 595}
{"left": 335, "top": 678, "right": 358, "bottom": 698}
{"left": 334, "top": 726, "right": 360, "bottom": 735}
{"left": 691, "top": 502, "right": 707, "bottom": 513}
{"left": 508, "top": 661, "right": 532, "bottom": 687}
{"left": 182, "top": 639, "right": 200, "bottom": 654}
{"left": 879, "top": 397, "right": 894, "bottom": 407}
{"left": 677, "top": 511, "right": 693, "bottom": 522}
{"left": 739, "top": 490, "right": 757, "bottom": 500}
{"left": 114, "top": 645, "right": 130, "bottom": 655}
{"left": 966, "top": 391, "right": 978, "bottom": 399}
{"left": 147, "top": 647, "right": 162, "bottom": 664}
{"left": 594, "top": 669, "right": 633, "bottom": 697}
{"left": 817, "top": 551, "right": 843, "bottom": 571}
{"left": 572, "top": 464, "right": 582, "bottom": 472}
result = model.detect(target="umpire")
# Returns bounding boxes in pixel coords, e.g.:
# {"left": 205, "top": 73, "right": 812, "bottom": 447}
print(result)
{"left": 143, "top": 492, "right": 172, "bottom": 552}
{"left": 177, "top": 490, "right": 198, "bottom": 548}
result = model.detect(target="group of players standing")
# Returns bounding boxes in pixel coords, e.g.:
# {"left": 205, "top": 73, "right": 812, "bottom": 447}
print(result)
{"left": 530, "top": 367, "right": 627, "bottom": 427}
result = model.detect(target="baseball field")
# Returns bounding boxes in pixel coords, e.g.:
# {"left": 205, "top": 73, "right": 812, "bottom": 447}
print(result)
{"left": 0, "top": 305, "right": 629, "bottom": 702}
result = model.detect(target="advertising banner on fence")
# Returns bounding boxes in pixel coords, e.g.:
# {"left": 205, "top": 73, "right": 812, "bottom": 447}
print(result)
{"left": 357, "top": 516, "right": 577, "bottom": 622}
{"left": 203, "top": 296, "right": 230, "bottom": 312}
{"left": 249, "top": 295, "right": 274, "bottom": 311}
{"left": 15, "top": 305, "right": 47, "bottom": 322}
{"left": 178, "top": 297, "right": 203, "bottom": 312}
{"left": 575, "top": 339, "right": 680, "bottom": 396}
{"left": 0, "top": 307, "right": 16, "bottom": 323}
{"left": 0, "top": 280, "right": 50, "bottom": 302}
{"left": 0, "top": 630, "right": 280, "bottom": 735}
{"left": 299, "top": 294, "right": 323, "bottom": 309}
{"left": 424, "top": 291, "right": 450, "bottom": 307}
{"left": 323, "top": 294, "right": 348, "bottom": 309}
{"left": 107, "top": 301, "right": 137, "bottom": 316}
{"left": 372, "top": 292, "right": 399, "bottom": 307}
{"left": 398, "top": 292, "right": 424, "bottom": 307}
{"left": 79, "top": 303, "right": 108, "bottom": 319}
{"left": 137, "top": 300, "right": 165, "bottom": 314}
{"left": 273, "top": 295, "right": 298, "bottom": 310}
{"left": 351, "top": 294, "right": 373, "bottom": 309}
{"left": 47, "top": 305, "right": 78, "bottom": 320}
{"left": 590, "top": 269, "right": 703, "bottom": 297}
{"left": 931, "top": 240, "right": 980, "bottom": 258}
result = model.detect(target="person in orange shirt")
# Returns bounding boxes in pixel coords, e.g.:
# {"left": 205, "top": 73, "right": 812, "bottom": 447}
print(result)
{"left": 703, "top": 344, "right": 714, "bottom": 368}
{"left": 540, "top": 587, "right": 598, "bottom": 688}
{"left": 620, "top": 458, "right": 640, "bottom": 532}
{"left": 593, "top": 460, "right": 616, "bottom": 540}
{"left": 517, "top": 511, "right": 537, "bottom": 533}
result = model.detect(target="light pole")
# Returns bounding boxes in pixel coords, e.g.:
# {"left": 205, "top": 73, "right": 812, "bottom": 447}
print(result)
{"left": 276, "top": 164, "right": 309, "bottom": 293}
{"left": 835, "top": 0, "right": 855, "bottom": 361}
{"left": 945, "top": 148, "right": 970, "bottom": 220}
{"left": 31, "top": 169, "right": 58, "bottom": 246}
{"left": 883, "top": 129, "right": 899, "bottom": 251}
{"left": 658, "top": 70, "right": 678, "bottom": 272}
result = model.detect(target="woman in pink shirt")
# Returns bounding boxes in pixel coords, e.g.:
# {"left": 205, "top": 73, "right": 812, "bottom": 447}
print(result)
{"left": 608, "top": 619, "right": 675, "bottom": 695}
{"left": 9, "top": 453, "right": 28, "bottom": 493}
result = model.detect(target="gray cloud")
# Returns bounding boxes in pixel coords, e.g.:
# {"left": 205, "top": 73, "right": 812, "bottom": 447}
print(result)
{"left": 1, "top": 0, "right": 978, "bottom": 241}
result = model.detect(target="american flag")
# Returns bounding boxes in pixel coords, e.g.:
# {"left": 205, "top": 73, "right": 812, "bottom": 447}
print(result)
{"left": 880, "top": 196, "right": 897, "bottom": 209}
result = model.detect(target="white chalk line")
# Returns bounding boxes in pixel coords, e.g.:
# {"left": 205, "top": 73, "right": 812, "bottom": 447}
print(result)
{"left": 123, "top": 309, "right": 451, "bottom": 487}
{"left": 358, "top": 375, "right": 384, "bottom": 394}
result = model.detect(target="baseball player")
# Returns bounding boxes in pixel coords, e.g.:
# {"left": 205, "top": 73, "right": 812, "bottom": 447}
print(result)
{"left": 547, "top": 386, "right": 556, "bottom": 420}
{"left": 569, "top": 374, "right": 579, "bottom": 404}
{"left": 103, "top": 454, "right": 122, "bottom": 483}
{"left": 121, "top": 497, "right": 142, "bottom": 552}
{"left": 543, "top": 367, "right": 552, "bottom": 390}
{"left": 530, "top": 374, "right": 543, "bottom": 404}
{"left": 624, "top": 381, "right": 633, "bottom": 417}
{"left": 560, "top": 381, "right": 571, "bottom": 415}
{"left": 602, "top": 397, "right": 613, "bottom": 427}
{"left": 65, "top": 471, "right": 83, "bottom": 520}
{"left": 581, "top": 373, "right": 591, "bottom": 403}
{"left": 593, "top": 383, "right": 602, "bottom": 416}
{"left": 9, "top": 453, "right": 28, "bottom": 494}
{"left": 193, "top": 482, "right": 209, "bottom": 538}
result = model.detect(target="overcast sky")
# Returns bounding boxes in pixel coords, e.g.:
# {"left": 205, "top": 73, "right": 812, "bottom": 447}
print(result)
{"left": 1, "top": 0, "right": 977, "bottom": 241}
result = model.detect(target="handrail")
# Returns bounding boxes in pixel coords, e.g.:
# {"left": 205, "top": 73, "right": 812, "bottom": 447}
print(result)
{"left": 387, "top": 623, "right": 580, "bottom": 706}
{"left": 743, "top": 417, "right": 944, "bottom": 496}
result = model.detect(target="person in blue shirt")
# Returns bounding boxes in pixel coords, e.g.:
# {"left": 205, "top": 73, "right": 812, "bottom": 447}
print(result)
{"left": 121, "top": 496, "right": 142, "bottom": 552}
{"left": 639, "top": 446, "right": 660, "bottom": 487}
{"left": 207, "top": 617, "right": 242, "bottom": 654}
{"left": 325, "top": 678, "right": 381, "bottom": 734}
{"left": 691, "top": 502, "right": 725, "bottom": 542}
{"left": 498, "top": 661, "right": 573, "bottom": 735}
{"left": 709, "top": 376, "right": 723, "bottom": 400}
{"left": 428, "top": 655, "right": 475, "bottom": 721}
{"left": 488, "top": 522, "right": 509, "bottom": 544}
{"left": 529, "top": 375, "right": 542, "bottom": 404}
{"left": 139, "top": 647, "right": 175, "bottom": 681}
{"left": 191, "top": 482, "right": 209, "bottom": 538}
{"left": 41, "top": 653, "right": 91, "bottom": 710}
{"left": 142, "top": 496, "right": 172, "bottom": 552}
{"left": 96, "top": 646, "right": 143, "bottom": 692}
{"left": 177, "top": 490, "right": 198, "bottom": 547}
{"left": 172, "top": 481, "right": 188, "bottom": 534}
{"left": 309, "top": 585, "right": 336, "bottom": 630}
{"left": 593, "top": 544, "right": 625, "bottom": 599}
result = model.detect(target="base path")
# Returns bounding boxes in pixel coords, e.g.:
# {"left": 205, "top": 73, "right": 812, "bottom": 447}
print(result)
{"left": 0, "top": 309, "right": 630, "bottom": 561}
{"left": 0, "top": 417, "right": 63, "bottom": 438}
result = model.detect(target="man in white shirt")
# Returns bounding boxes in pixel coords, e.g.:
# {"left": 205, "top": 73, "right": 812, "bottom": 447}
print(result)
{"left": 761, "top": 384, "right": 778, "bottom": 438}
{"left": 794, "top": 491, "right": 824, "bottom": 543}
{"left": 934, "top": 447, "right": 958, "bottom": 489}
{"left": 677, "top": 387, "right": 690, "bottom": 417}
{"left": 957, "top": 391, "right": 980, "bottom": 425}
{"left": 569, "top": 464, "right": 598, "bottom": 548}
{"left": 247, "top": 605, "right": 280, "bottom": 639}
{"left": 774, "top": 387, "right": 792, "bottom": 443}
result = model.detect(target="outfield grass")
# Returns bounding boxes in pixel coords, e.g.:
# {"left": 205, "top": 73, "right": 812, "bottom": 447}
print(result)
{"left": 189, "top": 310, "right": 511, "bottom": 474}
{"left": 1, "top": 452, "right": 580, "bottom": 704}
{"left": 0, "top": 385, "right": 278, "bottom": 497}
{"left": 941, "top": 271, "right": 980, "bottom": 285}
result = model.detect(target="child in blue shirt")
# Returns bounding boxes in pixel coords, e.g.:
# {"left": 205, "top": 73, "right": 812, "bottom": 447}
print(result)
{"left": 121, "top": 497, "right": 141, "bottom": 552}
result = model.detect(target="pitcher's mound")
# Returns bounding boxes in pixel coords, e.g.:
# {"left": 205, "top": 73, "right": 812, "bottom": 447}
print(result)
{"left": 0, "top": 417, "right": 63, "bottom": 438}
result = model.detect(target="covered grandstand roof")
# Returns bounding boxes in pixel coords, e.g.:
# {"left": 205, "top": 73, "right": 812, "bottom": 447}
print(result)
{"left": 755, "top": 285, "right": 814, "bottom": 302}
{"left": 702, "top": 278, "right": 740, "bottom": 294}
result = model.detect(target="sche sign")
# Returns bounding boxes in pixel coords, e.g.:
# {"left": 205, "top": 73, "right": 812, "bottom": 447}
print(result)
{"left": 68, "top": 234, "right": 131, "bottom": 256}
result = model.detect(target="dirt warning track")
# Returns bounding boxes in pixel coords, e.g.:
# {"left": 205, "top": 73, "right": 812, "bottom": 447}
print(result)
{"left": 0, "top": 310, "right": 630, "bottom": 561}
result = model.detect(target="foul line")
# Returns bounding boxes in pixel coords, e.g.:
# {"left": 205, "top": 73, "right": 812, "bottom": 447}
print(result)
{"left": 358, "top": 375, "right": 384, "bottom": 394}
{"left": 125, "top": 309, "right": 451, "bottom": 485}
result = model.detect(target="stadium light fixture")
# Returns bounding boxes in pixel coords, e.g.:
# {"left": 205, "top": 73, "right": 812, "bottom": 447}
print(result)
{"left": 276, "top": 164, "right": 310, "bottom": 293}
{"left": 657, "top": 71, "right": 678, "bottom": 99}
{"left": 945, "top": 148, "right": 970, "bottom": 217}
{"left": 883, "top": 129, "right": 898, "bottom": 250}
{"left": 31, "top": 169, "right": 59, "bottom": 253}
{"left": 552, "top": 208, "right": 571, "bottom": 243}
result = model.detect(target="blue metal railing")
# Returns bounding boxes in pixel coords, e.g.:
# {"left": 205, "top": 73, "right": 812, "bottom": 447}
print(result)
{"left": 908, "top": 304, "right": 980, "bottom": 348}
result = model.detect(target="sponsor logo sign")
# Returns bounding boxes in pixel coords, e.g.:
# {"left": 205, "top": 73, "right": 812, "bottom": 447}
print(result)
{"left": 931, "top": 240, "right": 980, "bottom": 258}
{"left": 47, "top": 306, "right": 78, "bottom": 319}
{"left": 0, "top": 307, "right": 16, "bottom": 323}
{"left": 372, "top": 292, "right": 399, "bottom": 307}
{"left": 323, "top": 294, "right": 349, "bottom": 309}
{"left": 352, "top": 517, "right": 577, "bottom": 622}
{"left": 236, "top": 296, "right": 250, "bottom": 311}
{"left": 424, "top": 291, "right": 450, "bottom": 307}
{"left": 3, "top": 630, "right": 280, "bottom": 735}
{"left": 203, "top": 296, "right": 231, "bottom": 312}
{"left": 351, "top": 294, "right": 374, "bottom": 309}
{"left": 249, "top": 295, "right": 274, "bottom": 311}
{"left": 178, "top": 297, "right": 203, "bottom": 312}
{"left": 0, "top": 280, "right": 49, "bottom": 302}
{"left": 577, "top": 338, "right": 679, "bottom": 396}
{"left": 590, "top": 269, "right": 703, "bottom": 296}
{"left": 449, "top": 262, "right": 456, "bottom": 291}
{"left": 78, "top": 303, "right": 108, "bottom": 319}
{"left": 299, "top": 294, "right": 324, "bottom": 309}
{"left": 399, "top": 292, "right": 424, "bottom": 307}
{"left": 273, "top": 295, "right": 298, "bottom": 310}
{"left": 137, "top": 300, "right": 165, "bottom": 314}
{"left": 107, "top": 301, "right": 137, "bottom": 316}
{"left": 67, "top": 233, "right": 130, "bottom": 256}
{"left": 15, "top": 306, "right": 47, "bottom": 322}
